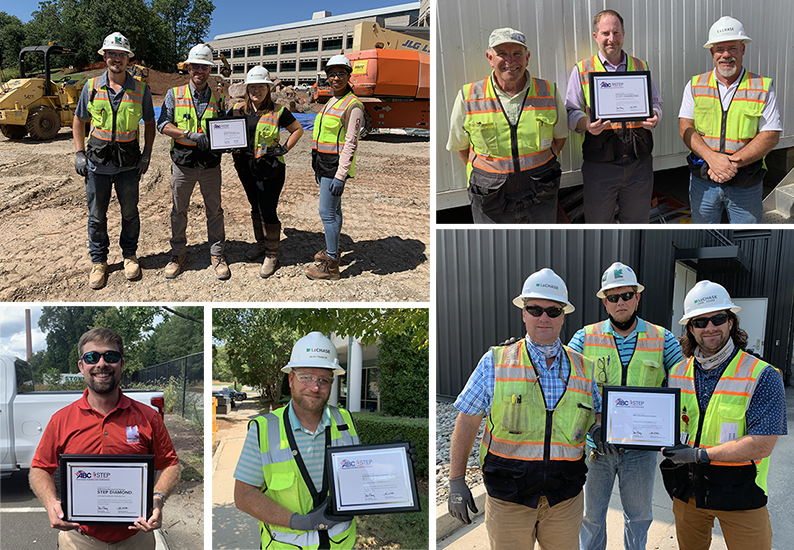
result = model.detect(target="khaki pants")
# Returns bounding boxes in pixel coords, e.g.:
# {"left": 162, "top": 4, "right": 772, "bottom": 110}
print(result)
{"left": 673, "top": 496, "right": 772, "bottom": 550}
{"left": 485, "top": 491, "right": 583, "bottom": 550}
{"left": 169, "top": 163, "right": 225, "bottom": 257}
{"left": 59, "top": 529, "right": 154, "bottom": 550}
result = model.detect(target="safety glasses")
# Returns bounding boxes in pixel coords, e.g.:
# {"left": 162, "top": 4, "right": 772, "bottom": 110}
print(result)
{"left": 690, "top": 313, "right": 729, "bottom": 329}
{"left": 81, "top": 350, "right": 122, "bottom": 364}
{"left": 106, "top": 51, "right": 128, "bottom": 59}
{"left": 293, "top": 371, "right": 333, "bottom": 388}
{"left": 524, "top": 305, "right": 564, "bottom": 318}
{"left": 605, "top": 291, "right": 636, "bottom": 303}
{"left": 190, "top": 63, "right": 211, "bottom": 71}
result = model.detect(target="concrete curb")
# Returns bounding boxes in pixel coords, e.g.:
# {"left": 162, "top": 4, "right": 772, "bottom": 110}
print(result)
{"left": 435, "top": 484, "right": 487, "bottom": 540}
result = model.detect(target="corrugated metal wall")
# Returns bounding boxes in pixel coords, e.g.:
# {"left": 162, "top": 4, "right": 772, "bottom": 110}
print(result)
{"left": 436, "top": 229, "right": 794, "bottom": 399}
{"left": 435, "top": 0, "right": 794, "bottom": 209}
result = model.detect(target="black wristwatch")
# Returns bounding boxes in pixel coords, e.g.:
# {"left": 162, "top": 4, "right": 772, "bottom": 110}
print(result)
{"left": 698, "top": 448, "right": 710, "bottom": 464}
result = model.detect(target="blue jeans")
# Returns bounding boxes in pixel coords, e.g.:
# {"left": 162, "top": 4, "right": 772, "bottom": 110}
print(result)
{"left": 85, "top": 169, "right": 140, "bottom": 263}
{"left": 689, "top": 174, "right": 763, "bottom": 223}
{"left": 580, "top": 450, "right": 658, "bottom": 550}
{"left": 317, "top": 176, "right": 342, "bottom": 259}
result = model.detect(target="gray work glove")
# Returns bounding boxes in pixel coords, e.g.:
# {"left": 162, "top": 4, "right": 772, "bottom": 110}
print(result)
{"left": 136, "top": 147, "right": 152, "bottom": 176}
{"left": 330, "top": 177, "right": 346, "bottom": 197}
{"left": 499, "top": 336, "right": 521, "bottom": 346}
{"left": 75, "top": 150, "right": 88, "bottom": 177}
{"left": 266, "top": 143, "right": 288, "bottom": 157}
{"left": 392, "top": 435, "right": 419, "bottom": 470}
{"left": 589, "top": 424, "right": 621, "bottom": 457}
{"left": 187, "top": 131, "right": 210, "bottom": 151}
{"left": 289, "top": 497, "right": 352, "bottom": 531}
{"left": 662, "top": 444, "right": 710, "bottom": 465}
{"left": 448, "top": 475, "right": 477, "bottom": 524}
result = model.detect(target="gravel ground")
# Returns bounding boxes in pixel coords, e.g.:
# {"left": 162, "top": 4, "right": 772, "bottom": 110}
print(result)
{"left": 436, "top": 401, "right": 485, "bottom": 506}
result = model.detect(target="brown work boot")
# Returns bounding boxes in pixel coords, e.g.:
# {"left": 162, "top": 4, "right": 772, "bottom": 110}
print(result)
{"left": 245, "top": 213, "right": 267, "bottom": 260}
{"left": 305, "top": 257, "right": 340, "bottom": 280}
{"left": 212, "top": 255, "right": 231, "bottom": 280}
{"left": 89, "top": 262, "right": 108, "bottom": 289}
{"left": 123, "top": 256, "right": 141, "bottom": 280}
{"left": 313, "top": 248, "right": 342, "bottom": 262}
{"left": 260, "top": 223, "right": 281, "bottom": 278}
{"left": 164, "top": 254, "right": 185, "bottom": 279}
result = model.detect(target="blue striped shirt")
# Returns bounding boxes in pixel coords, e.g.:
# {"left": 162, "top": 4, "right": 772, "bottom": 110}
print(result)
{"left": 454, "top": 337, "right": 602, "bottom": 416}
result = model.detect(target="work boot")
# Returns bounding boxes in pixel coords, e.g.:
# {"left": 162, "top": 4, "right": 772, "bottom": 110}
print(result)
{"left": 212, "top": 255, "right": 231, "bottom": 280}
{"left": 305, "top": 257, "right": 340, "bottom": 280}
{"left": 164, "top": 254, "right": 185, "bottom": 279}
{"left": 260, "top": 223, "right": 281, "bottom": 278}
{"left": 123, "top": 256, "right": 141, "bottom": 280}
{"left": 89, "top": 262, "right": 108, "bottom": 289}
{"left": 245, "top": 213, "right": 267, "bottom": 260}
{"left": 313, "top": 248, "right": 341, "bottom": 262}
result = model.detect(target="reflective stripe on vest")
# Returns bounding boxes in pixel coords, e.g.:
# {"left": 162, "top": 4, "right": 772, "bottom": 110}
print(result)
{"left": 582, "top": 321, "right": 666, "bottom": 388}
{"left": 86, "top": 76, "right": 144, "bottom": 142}
{"left": 668, "top": 351, "right": 773, "bottom": 492}
{"left": 312, "top": 91, "right": 362, "bottom": 177}
{"left": 171, "top": 85, "right": 222, "bottom": 148}
{"left": 233, "top": 102, "right": 286, "bottom": 162}
{"left": 480, "top": 340, "right": 594, "bottom": 463}
{"left": 576, "top": 55, "right": 648, "bottom": 130}
{"left": 461, "top": 76, "right": 556, "bottom": 180}
{"left": 691, "top": 70, "right": 771, "bottom": 154}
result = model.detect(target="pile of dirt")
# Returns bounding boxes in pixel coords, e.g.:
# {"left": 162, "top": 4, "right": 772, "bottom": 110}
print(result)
{"left": 227, "top": 79, "right": 311, "bottom": 113}
{"left": 145, "top": 68, "right": 229, "bottom": 107}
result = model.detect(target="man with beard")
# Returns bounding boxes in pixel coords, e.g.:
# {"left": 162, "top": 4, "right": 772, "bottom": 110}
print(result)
{"left": 660, "top": 281, "right": 786, "bottom": 549}
{"left": 73, "top": 32, "right": 156, "bottom": 290}
{"left": 567, "top": 262, "right": 682, "bottom": 550}
{"left": 679, "top": 16, "right": 781, "bottom": 223}
{"left": 29, "top": 328, "right": 180, "bottom": 550}
{"left": 233, "top": 332, "right": 359, "bottom": 549}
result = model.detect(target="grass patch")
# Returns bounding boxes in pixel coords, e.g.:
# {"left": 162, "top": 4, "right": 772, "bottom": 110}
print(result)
{"left": 181, "top": 451, "right": 203, "bottom": 482}
{"left": 354, "top": 491, "right": 429, "bottom": 549}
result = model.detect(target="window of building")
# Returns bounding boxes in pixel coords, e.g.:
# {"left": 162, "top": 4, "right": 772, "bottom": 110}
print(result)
{"left": 233, "top": 64, "right": 245, "bottom": 74}
{"left": 280, "top": 60, "right": 296, "bottom": 72}
{"left": 339, "top": 365, "right": 380, "bottom": 412}
{"left": 300, "top": 39, "right": 319, "bottom": 53}
{"left": 220, "top": 49, "right": 231, "bottom": 58}
{"left": 346, "top": 35, "right": 354, "bottom": 49}
{"left": 263, "top": 44, "right": 278, "bottom": 56}
{"left": 263, "top": 61, "right": 277, "bottom": 72}
{"left": 233, "top": 47, "right": 245, "bottom": 58}
{"left": 322, "top": 36, "right": 343, "bottom": 51}
{"left": 281, "top": 42, "right": 297, "bottom": 54}
{"left": 299, "top": 59, "right": 318, "bottom": 72}
{"left": 247, "top": 46, "right": 261, "bottom": 57}
{"left": 210, "top": 65, "right": 219, "bottom": 74}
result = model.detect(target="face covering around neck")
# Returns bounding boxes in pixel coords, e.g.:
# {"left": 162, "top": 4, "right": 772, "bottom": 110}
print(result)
{"left": 526, "top": 335, "right": 562, "bottom": 359}
{"left": 695, "top": 337, "right": 735, "bottom": 371}
{"left": 609, "top": 310, "right": 638, "bottom": 332}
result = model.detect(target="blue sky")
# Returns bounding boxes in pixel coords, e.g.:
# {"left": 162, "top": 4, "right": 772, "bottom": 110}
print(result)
{"left": 0, "top": 306, "right": 45, "bottom": 358}
{"left": 4, "top": 0, "right": 412, "bottom": 43}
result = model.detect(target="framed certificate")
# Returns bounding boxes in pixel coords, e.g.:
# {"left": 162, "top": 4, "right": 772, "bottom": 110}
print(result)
{"left": 600, "top": 387, "right": 680, "bottom": 451}
{"left": 327, "top": 441, "right": 420, "bottom": 515}
{"left": 588, "top": 71, "right": 652, "bottom": 123}
{"left": 208, "top": 116, "right": 248, "bottom": 150}
{"left": 59, "top": 454, "right": 154, "bottom": 524}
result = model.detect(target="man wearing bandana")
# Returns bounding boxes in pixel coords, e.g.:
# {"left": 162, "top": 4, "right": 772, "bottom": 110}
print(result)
{"left": 447, "top": 268, "right": 601, "bottom": 550}
{"left": 660, "top": 280, "right": 786, "bottom": 550}
{"left": 567, "top": 262, "right": 683, "bottom": 550}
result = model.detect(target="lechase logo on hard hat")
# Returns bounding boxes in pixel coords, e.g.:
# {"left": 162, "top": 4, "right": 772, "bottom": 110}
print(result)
{"left": 535, "top": 283, "right": 559, "bottom": 290}
{"left": 306, "top": 347, "right": 331, "bottom": 354}
{"left": 717, "top": 26, "right": 734, "bottom": 34}
{"left": 694, "top": 295, "right": 718, "bottom": 304}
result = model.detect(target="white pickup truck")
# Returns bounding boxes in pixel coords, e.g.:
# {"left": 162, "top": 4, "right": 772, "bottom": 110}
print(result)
{"left": 0, "top": 355, "right": 166, "bottom": 477}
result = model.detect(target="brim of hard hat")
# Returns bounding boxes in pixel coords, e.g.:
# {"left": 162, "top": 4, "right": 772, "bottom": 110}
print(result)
{"left": 247, "top": 79, "right": 273, "bottom": 85}
{"left": 185, "top": 59, "right": 215, "bottom": 65}
{"left": 98, "top": 47, "right": 134, "bottom": 56}
{"left": 512, "top": 294, "right": 575, "bottom": 313}
{"left": 596, "top": 282, "right": 645, "bottom": 299}
{"left": 703, "top": 36, "right": 752, "bottom": 48}
{"left": 281, "top": 364, "right": 346, "bottom": 375}
{"left": 678, "top": 304, "right": 742, "bottom": 325}
{"left": 325, "top": 64, "right": 352, "bottom": 72}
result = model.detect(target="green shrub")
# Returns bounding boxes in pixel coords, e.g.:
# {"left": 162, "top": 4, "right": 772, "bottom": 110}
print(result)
{"left": 377, "top": 331, "right": 428, "bottom": 418}
{"left": 350, "top": 412, "right": 429, "bottom": 477}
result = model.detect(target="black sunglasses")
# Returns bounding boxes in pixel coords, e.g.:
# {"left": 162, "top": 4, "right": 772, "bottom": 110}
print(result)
{"left": 524, "top": 305, "right": 564, "bottom": 318}
{"left": 690, "top": 313, "right": 729, "bottom": 329}
{"left": 81, "top": 350, "right": 122, "bottom": 364}
{"left": 605, "top": 291, "right": 636, "bottom": 303}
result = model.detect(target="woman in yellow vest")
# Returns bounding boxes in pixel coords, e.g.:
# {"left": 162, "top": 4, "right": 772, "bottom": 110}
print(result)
{"left": 231, "top": 66, "right": 304, "bottom": 278}
{"left": 306, "top": 55, "right": 364, "bottom": 281}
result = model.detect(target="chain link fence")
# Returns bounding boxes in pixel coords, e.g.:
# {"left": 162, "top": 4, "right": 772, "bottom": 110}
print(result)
{"left": 129, "top": 352, "right": 203, "bottom": 424}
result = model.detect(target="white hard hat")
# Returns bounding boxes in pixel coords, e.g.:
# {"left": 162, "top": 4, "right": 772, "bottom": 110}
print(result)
{"left": 596, "top": 262, "right": 645, "bottom": 298}
{"left": 703, "top": 16, "right": 753, "bottom": 49}
{"left": 678, "top": 280, "right": 741, "bottom": 325}
{"left": 245, "top": 66, "right": 273, "bottom": 85}
{"left": 98, "top": 32, "right": 134, "bottom": 57}
{"left": 185, "top": 43, "right": 214, "bottom": 66}
{"left": 281, "top": 332, "right": 345, "bottom": 375}
{"left": 325, "top": 54, "right": 352, "bottom": 72}
{"left": 512, "top": 268, "right": 575, "bottom": 313}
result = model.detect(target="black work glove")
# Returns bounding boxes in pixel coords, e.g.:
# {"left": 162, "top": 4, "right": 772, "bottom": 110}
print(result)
{"left": 329, "top": 177, "right": 346, "bottom": 197}
{"left": 589, "top": 424, "right": 620, "bottom": 457}
{"left": 266, "top": 143, "right": 288, "bottom": 157}
{"left": 448, "top": 475, "right": 477, "bottom": 524}
{"left": 75, "top": 150, "right": 88, "bottom": 177}
{"left": 662, "top": 444, "right": 709, "bottom": 465}
{"left": 288, "top": 497, "right": 353, "bottom": 531}
{"left": 187, "top": 131, "right": 210, "bottom": 151}
{"left": 391, "top": 435, "right": 419, "bottom": 470}
{"left": 499, "top": 336, "right": 522, "bottom": 346}
{"left": 136, "top": 146, "right": 152, "bottom": 176}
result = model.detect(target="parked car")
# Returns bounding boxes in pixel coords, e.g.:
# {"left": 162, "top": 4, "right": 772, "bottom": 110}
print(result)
{"left": 217, "top": 387, "right": 246, "bottom": 402}
{"left": 212, "top": 389, "right": 234, "bottom": 407}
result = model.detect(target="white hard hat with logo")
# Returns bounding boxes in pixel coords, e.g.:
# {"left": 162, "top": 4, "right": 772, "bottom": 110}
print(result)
{"left": 325, "top": 54, "right": 352, "bottom": 73}
{"left": 703, "top": 16, "right": 753, "bottom": 49}
{"left": 512, "top": 268, "right": 575, "bottom": 313}
{"left": 281, "top": 332, "right": 345, "bottom": 375}
{"left": 678, "top": 280, "right": 741, "bottom": 325}
{"left": 596, "top": 262, "right": 645, "bottom": 298}
{"left": 246, "top": 66, "right": 273, "bottom": 85}
{"left": 98, "top": 32, "right": 134, "bottom": 57}
{"left": 185, "top": 44, "right": 215, "bottom": 66}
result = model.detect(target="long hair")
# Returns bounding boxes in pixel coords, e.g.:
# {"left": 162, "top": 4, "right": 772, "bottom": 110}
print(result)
{"left": 678, "top": 311, "right": 749, "bottom": 358}
{"left": 78, "top": 327, "right": 124, "bottom": 357}
{"left": 241, "top": 84, "right": 276, "bottom": 116}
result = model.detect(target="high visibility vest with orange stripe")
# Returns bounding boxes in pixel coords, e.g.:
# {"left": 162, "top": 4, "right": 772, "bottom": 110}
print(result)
{"left": 691, "top": 70, "right": 771, "bottom": 154}
{"left": 461, "top": 76, "right": 557, "bottom": 185}
{"left": 576, "top": 55, "right": 648, "bottom": 131}
{"left": 668, "top": 350, "right": 775, "bottom": 494}
{"left": 582, "top": 320, "right": 666, "bottom": 389}
{"left": 86, "top": 75, "right": 145, "bottom": 168}
{"left": 232, "top": 102, "right": 286, "bottom": 164}
{"left": 480, "top": 340, "right": 595, "bottom": 466}
{"left": 312, "top": 91, "right": 363, "bottom": 178}
{"left": 170, "top": 85, "right": 223, "bottom": 168}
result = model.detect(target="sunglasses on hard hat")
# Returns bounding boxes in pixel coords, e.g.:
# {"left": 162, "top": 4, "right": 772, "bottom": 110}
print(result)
{"left": 81, "top": 350, "right": 122, "bottom": 364}
{"left": 524, "top": 305, "right": 564, "bottom": 318}
{"left": 690, "top": 313, "right": 730, "bottom": 329}
{"left": 605, "top": 291, "right": 636, "bottom": 303}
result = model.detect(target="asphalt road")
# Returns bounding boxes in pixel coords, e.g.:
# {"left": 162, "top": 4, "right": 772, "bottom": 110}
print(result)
{"left": 0, "top": 470, "right": 58, "bottom": 549}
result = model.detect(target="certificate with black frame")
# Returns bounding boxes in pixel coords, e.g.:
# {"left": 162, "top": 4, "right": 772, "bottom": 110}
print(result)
{"left": 600, "top": 386, "right": 680, "bottom": 451}
{"left": 208, "top": 116, "right": 248, "bottom": 150}
{"left": 60, "top": 454, "right": 154, "bottom": 524}
{"left": 588, "top": 71, "right": 653, "bottom": 123}
{"left": 326, "top": 441, "right": 420, "bottom": 515}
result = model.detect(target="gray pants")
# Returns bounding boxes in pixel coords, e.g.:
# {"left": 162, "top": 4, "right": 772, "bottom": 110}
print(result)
{"left": 582, "top": 156, "right": 653, "bottom": 224}
{"left": 169, "top": 163, "right": 225, "bottom": 256}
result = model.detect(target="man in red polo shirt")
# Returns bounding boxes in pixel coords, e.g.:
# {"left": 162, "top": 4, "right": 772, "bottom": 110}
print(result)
{"left": 29, "top": 328, "right": 181, "bottom": 550}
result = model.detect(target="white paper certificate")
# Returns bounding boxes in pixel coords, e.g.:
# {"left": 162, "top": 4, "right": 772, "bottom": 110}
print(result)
{"left": 208, "top": 117, "right": 248, "bottom": 150}
{"left": 602, "top": 387, "right": 680, "bottom": 450}
{"left": 589, "top": 71, "right": 652, "bottom": 122}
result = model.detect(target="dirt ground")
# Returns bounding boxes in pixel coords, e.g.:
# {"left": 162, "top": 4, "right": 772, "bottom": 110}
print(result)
{"left": 163, "top": 413, "right": 204, "bottom": 549}
{"left": 0, "top": 115, "right": 429, "bottom": 301}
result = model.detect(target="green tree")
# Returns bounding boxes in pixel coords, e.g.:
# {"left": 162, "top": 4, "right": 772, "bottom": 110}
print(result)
{"left": 376, "top": 330, "right": 428, "bottom": 417}
{"left": 151, "top": 0, "right": 215, "bottom": 71}
{"left": 212, "top": 344, "right": 233, "bottom": 381}
{"left": 0, "top": 12, "right": 26, "bottom": 71}
{"left": 140, "top": 306, "right": 203, "bottom": 366}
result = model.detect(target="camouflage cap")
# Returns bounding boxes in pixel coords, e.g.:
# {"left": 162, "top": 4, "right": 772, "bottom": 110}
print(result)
{"left": 488, "top": 28, "right": 527, "bottom": 49}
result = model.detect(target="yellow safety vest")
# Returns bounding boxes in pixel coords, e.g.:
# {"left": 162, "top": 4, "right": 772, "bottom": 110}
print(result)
{"left": 170, "top": 84, "right": 223, "bottom": 168}
{"left": 86, "top": 74, "right": 145, "bottom": 168}
{"left": 582, "top": 320, "right": 666, "bottom": 389}
{"left": 312, "top": 91, "right": 362, "bottom": 178}
{"left": 232, "top": 102, "right": 286, "bottom": 163}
